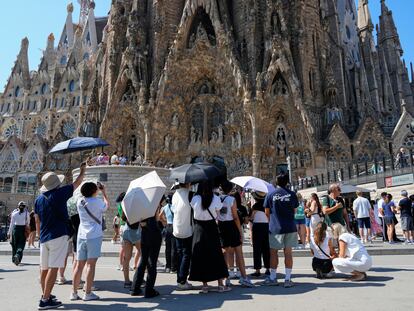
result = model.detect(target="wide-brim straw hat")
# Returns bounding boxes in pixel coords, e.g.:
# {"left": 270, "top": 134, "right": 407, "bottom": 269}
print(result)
{"left": 252, "top": 191, "right": 267, "bottom": 200}
{"left": 40, "top": 172, "right": 65, "bottom": 193}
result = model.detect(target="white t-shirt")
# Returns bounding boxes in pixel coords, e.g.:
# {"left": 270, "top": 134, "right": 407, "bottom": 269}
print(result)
{"left": 310, "top": 233, "right": 332, "bottom": 260}
{"left": 110, "top": 155, "right": 118, "bottom": 164}
{"left": 377, "top": 199, "right": 384, "bottom": 218}
{"left": 217, "top": 195, "right": 235, "bottom": 222}
{"left": 352, "top": 196, "right": 371, "bottom": 219}
{"left": 171, "top": 188, "right": 193, "bottom": 239}
{"left": 191, "top": 194, "right": 222, "bottom": 221}
{"left": 77, "top": 197, "right": 107, "bottom": 239}
{"left": 253, "top": 210, "right": 268, "bottom": 223}
{"left": 339, "top": 232, "right": 369, "bottom": 259}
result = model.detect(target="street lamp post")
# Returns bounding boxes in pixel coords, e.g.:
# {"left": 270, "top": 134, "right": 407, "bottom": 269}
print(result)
{"left": 287, "top": 154, "right": 293, "bottom": 190}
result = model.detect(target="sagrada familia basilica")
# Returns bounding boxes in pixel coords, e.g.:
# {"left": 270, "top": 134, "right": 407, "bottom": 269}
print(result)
{"left": 0, "top": 0, "right": 413, "bottom": 196}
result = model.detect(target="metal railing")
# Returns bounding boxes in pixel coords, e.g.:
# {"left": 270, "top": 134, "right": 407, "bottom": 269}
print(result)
{"left": 294, "top": 152, "right": 414, "bottom": 190}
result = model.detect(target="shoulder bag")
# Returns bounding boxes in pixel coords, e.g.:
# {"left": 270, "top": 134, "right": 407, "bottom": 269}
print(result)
{"left": 80, "top": 199, "right": 106, "bottom": 231}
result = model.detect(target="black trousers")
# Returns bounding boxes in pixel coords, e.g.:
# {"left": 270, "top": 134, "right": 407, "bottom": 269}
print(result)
{"left": 175, "top": 236, "right": 192, "bottom": 284}
{"left": 252, "top": 223, "right": 270, "bottom": 270}
{"left": 164, "top": 225, "right": 177, "bottom": 270}
{"left": 11, "top": 226, "right": 26, "bottom": 264}
{"left": 131, "top": 227, "right": 162, "bottom": 295}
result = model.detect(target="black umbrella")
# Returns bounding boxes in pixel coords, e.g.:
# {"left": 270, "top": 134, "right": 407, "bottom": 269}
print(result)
{"left": 170, "top": 163, "right": 223, "bottom": 184}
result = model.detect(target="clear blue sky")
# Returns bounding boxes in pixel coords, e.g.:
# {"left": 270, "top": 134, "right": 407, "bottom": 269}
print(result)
{"left": 0, "top": 0, "right": 412, "bottom": 90}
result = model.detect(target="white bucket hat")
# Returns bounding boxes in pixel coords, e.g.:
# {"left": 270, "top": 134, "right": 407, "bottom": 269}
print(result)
{"left": 40, "top": 172, "right": 65, "bottom": 193}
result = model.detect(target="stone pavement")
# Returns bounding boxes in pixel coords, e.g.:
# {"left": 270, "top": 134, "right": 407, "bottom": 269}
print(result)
{"left": 1, "top": 237, "right": 414, "bottom": 258}
{"left": 0, "top": 255, "right": 413, "bottom": 311}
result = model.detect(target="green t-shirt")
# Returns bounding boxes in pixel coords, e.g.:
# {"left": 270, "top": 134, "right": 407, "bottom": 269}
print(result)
{"left": 321, "top": 196, "right": 345, "bottom": 226}
{"left": 117, "top": 203, "right": 126, "bottom": 226}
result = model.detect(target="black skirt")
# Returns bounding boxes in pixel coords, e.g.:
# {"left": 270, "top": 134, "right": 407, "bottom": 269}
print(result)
{"left": 189, "top": 219, "right": 229, "bottom": 282}
{"left": 218, "top": 220, "right": 242, "bottom": 248}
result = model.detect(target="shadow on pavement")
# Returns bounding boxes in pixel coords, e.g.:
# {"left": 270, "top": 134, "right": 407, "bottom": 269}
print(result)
{"left": 370, "top": 267, "right": 414, "bottom": 272}
{"left": 61, "top": 277, "right": 392, "bottom": 311}
{"left": 0, "top": 268, "right": 27, "bottom": 273}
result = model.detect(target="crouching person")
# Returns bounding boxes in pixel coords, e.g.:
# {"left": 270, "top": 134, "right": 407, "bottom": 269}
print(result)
{"left": 331, "top": 223, "right": 372, "bottom": 281}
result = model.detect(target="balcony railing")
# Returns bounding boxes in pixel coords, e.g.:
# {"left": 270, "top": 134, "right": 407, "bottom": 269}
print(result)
{"left": 294, "top": 152, "right": 414, "bottom": 191}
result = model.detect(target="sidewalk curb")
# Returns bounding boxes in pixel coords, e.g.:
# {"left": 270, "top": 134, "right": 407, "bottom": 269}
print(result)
{"left": 2, "top": 248, "right": 414, "bottom": 258}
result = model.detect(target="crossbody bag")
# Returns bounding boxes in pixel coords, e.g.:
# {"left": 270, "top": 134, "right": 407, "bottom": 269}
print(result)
{"left": 80, "top": 199, "right": 106, "bottom": 231}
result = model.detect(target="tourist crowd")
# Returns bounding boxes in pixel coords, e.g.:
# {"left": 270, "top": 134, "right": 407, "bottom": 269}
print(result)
{"left": 6, "top": 163, "right": 414, "bottom": 310}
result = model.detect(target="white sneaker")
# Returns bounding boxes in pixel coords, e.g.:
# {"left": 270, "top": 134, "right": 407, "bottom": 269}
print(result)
{"left": 235, "top": 270, "right": 241, "bottom": 278}
{"left": 83, "top": 292, "right": 100, "bottom": 301}
{"left": 70, "top": 292, "right": 80, "bottom": 301}
{"left": 176, "top": 282, "right": 193, "bottom": 290}
{"left": 57, "top": 277, "right": 67, "bottom": 285}
{"left": 228, "top": 271, "right": 236, "bottom": 279}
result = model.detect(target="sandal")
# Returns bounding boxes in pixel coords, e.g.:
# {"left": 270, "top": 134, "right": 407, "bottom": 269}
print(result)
{"left": 218, "top": 286, "right": 232, "bottom": 293}
{"left": 199, "top": 286, "right": 209, "bottom": 294}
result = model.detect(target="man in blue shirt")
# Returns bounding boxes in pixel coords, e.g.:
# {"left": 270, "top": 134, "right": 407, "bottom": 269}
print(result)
{"left": 263, "top": 173, "right": 298, "bottom": 288}
{"left": 34, "top": 163, "right": 86, "bottom": 310}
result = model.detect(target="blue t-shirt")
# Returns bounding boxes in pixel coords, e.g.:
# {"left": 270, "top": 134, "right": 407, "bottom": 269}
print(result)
{"left": 264, "top": 186, "right": 298, "bottom": 234}
{"left": 382, "top": 201, "right": 395, "bottom": 218}
{"left": 34, "top": 185, "right": 74, "bottom": 243}
{"left": 162, "top": 204, "right": 174, "bottom": 225}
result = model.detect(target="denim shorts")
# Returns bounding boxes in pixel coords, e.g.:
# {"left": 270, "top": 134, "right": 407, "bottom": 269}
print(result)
{"left": 122, "top": 226, "right": 142, "bottom": 244}
{"left": 295, "top": 218, "right": 306, "bottom": 225}
{"left": 305, "top": 217, "right": 311, "bottom": 228}
{"left": 357, "top": 217, "right": 371, "bottom": 229}
{"left": 77, "top": 236, "right": 103, "bottom": 261}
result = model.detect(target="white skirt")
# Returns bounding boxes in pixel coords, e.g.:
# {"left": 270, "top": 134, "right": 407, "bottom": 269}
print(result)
{"left": 332, "top": 254, "right": 372, "bottom": 273}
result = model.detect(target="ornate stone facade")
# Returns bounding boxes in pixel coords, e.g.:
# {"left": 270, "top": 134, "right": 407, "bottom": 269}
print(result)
{"left": 1, "top": 0, "right": 414, "bottom": 197}
{"left": 0, "top": 1, "right": 107, "bottom": 195}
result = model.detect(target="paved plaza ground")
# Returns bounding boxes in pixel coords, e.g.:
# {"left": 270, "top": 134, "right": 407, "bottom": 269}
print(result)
{"left": 0, "top": 253, "right": 413, "bottom": 311}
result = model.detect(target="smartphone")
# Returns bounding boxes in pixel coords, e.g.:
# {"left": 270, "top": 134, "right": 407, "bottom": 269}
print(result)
{"left": 97, "top": 181, "right": 104, "bottom": 190}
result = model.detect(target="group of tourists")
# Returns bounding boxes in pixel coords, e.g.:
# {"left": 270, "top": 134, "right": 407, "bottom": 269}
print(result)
{"left": 7, "top": 160, "right": 414, "bottom": 310}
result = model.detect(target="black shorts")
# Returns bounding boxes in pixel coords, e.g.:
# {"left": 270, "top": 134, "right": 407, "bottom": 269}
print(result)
{"left": 218, "top": 220, "right": 241, "bottom": 248}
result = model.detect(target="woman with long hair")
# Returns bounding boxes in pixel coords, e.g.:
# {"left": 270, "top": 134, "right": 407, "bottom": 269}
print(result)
{"left": 379, "top": 193, "right": 397, "bottom": 244}
{"left": 218, "top": 181, "right": 253, "bottom": 287}
{"left": 28, "top": 210, "right": 37, "bottom": 248}
{"left": 189, "top": 181, "right": 230, "bottom": 293}
{"left": 331, "top": 223, "right": 372, "bottom": 281}
{"left": 294, "top": 193, "right": 306, "bottom": 248}
{"left": 250, "top": 191, "right": 270, "bottom": 277}
{"left": 310, "top": 222, "right": 336, "bottom": 278}
{"left": 309, "top": 193, "right": 323, "bottom": 234}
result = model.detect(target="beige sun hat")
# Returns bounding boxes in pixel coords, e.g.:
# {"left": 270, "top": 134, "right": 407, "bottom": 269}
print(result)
{"left": 40, "top": 172, "right": 65, "bottom": 193}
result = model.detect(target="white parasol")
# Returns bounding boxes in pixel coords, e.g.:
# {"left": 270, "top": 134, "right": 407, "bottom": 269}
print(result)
{"left": 230, "top": 176, "right": 276, "bottom": 193}
{"left": 122, "top": 171, "right": 166, "bottom": 224}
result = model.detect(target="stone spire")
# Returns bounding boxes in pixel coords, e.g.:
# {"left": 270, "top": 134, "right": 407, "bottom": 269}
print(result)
{"left": 78, "top": 0, "right": 92, "bottom": 28}
{"left": 378, "top": 0, "right": 402, "bottom": 54}
{"left": 357, "top": 0, "right": 373, "bottom": 36}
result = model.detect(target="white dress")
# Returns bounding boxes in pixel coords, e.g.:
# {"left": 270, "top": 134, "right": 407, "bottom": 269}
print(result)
{"left": 332, "top": 233, "right": 372, "bottom": 273}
